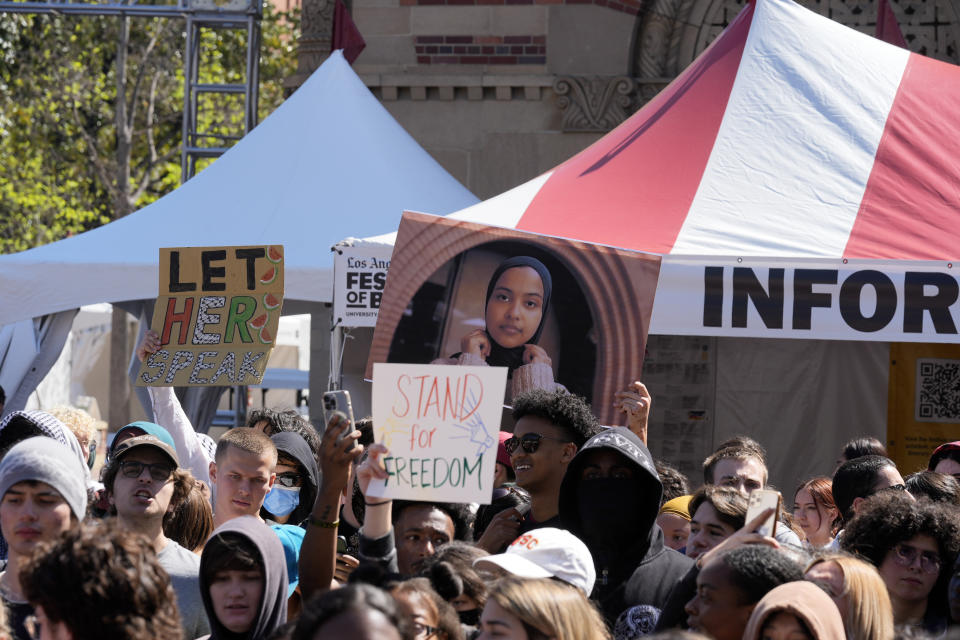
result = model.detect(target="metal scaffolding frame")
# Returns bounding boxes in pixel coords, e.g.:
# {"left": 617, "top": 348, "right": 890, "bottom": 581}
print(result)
{"left": 0, "top": 0, "right": 263, "bottom": 181}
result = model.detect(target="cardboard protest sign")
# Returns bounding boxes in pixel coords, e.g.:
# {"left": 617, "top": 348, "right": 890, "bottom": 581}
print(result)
{"left": 136, "top": 245, "right": 284, "bottom": 387}
{"left": 333, "top": 245, "right": 392, "bottom": 327}
{"left": 368, "top": 362, "right": 507, "bottom": 504}
{"left": 367, "top": 212, "right": 661, "bottom": 425}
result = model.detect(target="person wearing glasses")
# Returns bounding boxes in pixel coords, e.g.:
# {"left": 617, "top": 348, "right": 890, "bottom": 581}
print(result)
{"left": 840, "top": 490, "right": 960, "bottom": 634}
{"left": 502, "top": 389, "right": 600, "bottom": 540}
{"left": 0, "top": 437, "right": 88, "bottom": 640}
{"left": 102, "top": 430, "right": 209, "bottom": 640}
{"left": 261, "top": 432, "right": 319, "bottom": 528}
{"left": 830, "top": 454, "right": 911, "bottom": 549}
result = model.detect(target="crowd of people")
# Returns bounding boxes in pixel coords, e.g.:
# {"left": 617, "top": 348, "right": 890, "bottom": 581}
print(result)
{"left": 0, "top": 333, "right": 959, "bottom": 640}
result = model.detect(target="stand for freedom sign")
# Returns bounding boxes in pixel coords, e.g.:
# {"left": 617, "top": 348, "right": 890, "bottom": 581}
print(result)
{"left": 136, "top": 245, "right": 285, "bottom": 387}
{"left": 369, "top": 363, "right": 507, "bottom": 504}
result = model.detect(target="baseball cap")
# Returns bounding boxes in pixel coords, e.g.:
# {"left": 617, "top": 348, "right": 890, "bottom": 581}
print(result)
{"left": 497, "top": 431, "right": 513, "bottom": 469}
{"left": 112, "top": 434, "right": 179, "bottom": 468}
{"left": 474, "top": 527, "right": 596, "bottom": 596}
{"left": 111, "top": 421, "right": 177, "bottom": 455}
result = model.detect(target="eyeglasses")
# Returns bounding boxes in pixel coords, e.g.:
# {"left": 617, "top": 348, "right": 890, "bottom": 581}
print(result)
{"left": 276, "top": 472, "right": 303, "bottom": 488}
{"left": 503, "top": 433, "right": 571, "bottom": 456}
{"left": 119, "top": 460, "right": 174, "bottom": 482}
{"left": 411, "top": 622, "right": 441, "bottom": 639}
{"left": 892, "top": 543, "right": 941, "bottom": 574}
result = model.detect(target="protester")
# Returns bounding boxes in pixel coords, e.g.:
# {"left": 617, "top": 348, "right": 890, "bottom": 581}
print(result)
{"left": 702, "top": 444, "right": 766, "bottom": 493}
{"left": 0, "top": 410, "right": 89, "bottom": 472}
{"left": 741, "top": 581, "right": 845, "bottom": 640}
{"left": 21, "top": 520, "right": 182, "bottom": 640}
{"left": 261, "top": 432, "right": 319, "bottom": 527}
{"left": 685, "top": 486, "right": 747, "bottom": 560}
{"left": 927, "top": 440, "right": 960, "bottom": 482}
{"left": 47, "top": 406, "right": 98, "bottom": 469}
{"left": 164, "top": 477, "right": 215, "bottom": 553}
{"left": 293, "top": 584, "right": 413, "bottom": 640}
{"left": 390, "top": 577, "right": 463, "bottom": 640}
{"left": 209, "top": 427, "right": 277, "bottom": 528}
{"left": 200, "top": 516, "right": 288, "bottom": 640}
{"left": 841, "top": 490, "right": 960, "bottom": 634}
{"left": 658, "top": 495, "right": 692, "bottom": 552}
{"left": 0, "top": 437, "right": 88, "bottom": 640}
{"left": 247, "top": 407, "right": 320, "bottom": 457}
{"left": 558, "top": 426, "right": 694, "bottom": 624}
{"left": 436, "top": 256, "right": 563, "bottom": 401}
{"left": 614, "top": 380, "right": 652, "bottom": 445}
{"left": 805, "top": 552, "right": 894, "bottom": 640}
{"left": 474, "top": 485, "right": 530, "bottom": 551}
{"left": 421, "top": 541, "right": 489, "bottom": 627}
{"left": 832, "top": 455, "right": 909, "bottom": 540}
{"left": 102, "top": 432, "right": 209, "bottom": 639}
{"left": 906, "top": 470, "right": 960, "bottom": 505}
{"left": 793, "top": 477, "right": 839, "bottom": 548}
{"left": 479, "top": 576, "right": 610, "bottom": 640}
{"left": 683, "top": 546, "right": 804, "bottom": 640}
{"left": 474, "top": 526, "right": 596, "bottom": 598}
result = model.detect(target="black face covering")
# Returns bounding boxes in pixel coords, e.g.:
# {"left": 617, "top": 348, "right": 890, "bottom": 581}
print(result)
{"left": 484, "top": 256, "right": 553, "bottom": 375}
{"left": 459, "top": 608, "right": 481, "bottom": 627}
{"left": 577, "top": 477, "right": 649, "bottom": 548}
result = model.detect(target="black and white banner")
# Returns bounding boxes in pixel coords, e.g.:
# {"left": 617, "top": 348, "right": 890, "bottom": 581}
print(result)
{"left": 650, "top": 256, "right": 960, "bottom": 342}
{"left": 333, "top": 245, "right": 392, "bottom": 327}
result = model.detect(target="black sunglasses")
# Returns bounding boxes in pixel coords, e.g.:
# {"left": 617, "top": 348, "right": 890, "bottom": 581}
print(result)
{"left": 119, "top": 460, "right": 174, "bottom": 482}
{"left": 504, "top": 433, "right": 570, "bottom": 456}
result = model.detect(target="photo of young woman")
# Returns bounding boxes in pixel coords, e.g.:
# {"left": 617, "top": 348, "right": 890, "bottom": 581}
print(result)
{"left": 433, "top": 256, "right": 564, "bottom": 402}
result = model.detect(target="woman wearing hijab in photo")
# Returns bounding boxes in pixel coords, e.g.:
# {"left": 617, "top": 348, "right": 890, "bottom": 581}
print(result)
{"left": 435, "top": 256, "right": 564, "bottom": 402}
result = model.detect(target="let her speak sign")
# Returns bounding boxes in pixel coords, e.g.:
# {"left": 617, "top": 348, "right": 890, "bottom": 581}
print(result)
{"left": 368, "top": 362, "right": 507, "bottom": 504}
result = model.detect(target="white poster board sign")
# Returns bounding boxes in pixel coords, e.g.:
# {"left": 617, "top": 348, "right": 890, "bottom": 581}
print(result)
{"left": 333, "top": 245, "right": 392, "bottom": 327}
{"left": 368, "top": 362, "right": 507, "bottom": 504}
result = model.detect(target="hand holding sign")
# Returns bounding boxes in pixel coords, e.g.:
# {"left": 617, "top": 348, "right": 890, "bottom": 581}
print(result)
{"left": 369, "top": 363, "right": 507, "bottom": 504}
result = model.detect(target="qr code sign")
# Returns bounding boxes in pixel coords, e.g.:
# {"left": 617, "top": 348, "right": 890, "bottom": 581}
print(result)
{"left": 916, "top": 359, "right": 960, "bottom": 422}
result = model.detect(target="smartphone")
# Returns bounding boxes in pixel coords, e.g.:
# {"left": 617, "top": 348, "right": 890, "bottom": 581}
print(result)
{"left": 745, "top": 489, "right": 781, "bottom": 537}
{"left": 323, "top": 390, "right": 356, "bottom": 451}
{"left": 336, "top": 535, "right": 348, "bottom": 554}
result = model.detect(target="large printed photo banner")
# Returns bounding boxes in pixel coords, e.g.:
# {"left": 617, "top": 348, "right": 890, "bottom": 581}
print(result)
{"left": 137, "top": 245, "right": 285, "bottom": 387}
{"left": 368, "top": 362, "right": 508, "bottom": 503}
{"left": 652, "top": 256, "right": 960, "bottom": 342}
{"left": 367, "top": 212, "right": 662, "bottom": 425}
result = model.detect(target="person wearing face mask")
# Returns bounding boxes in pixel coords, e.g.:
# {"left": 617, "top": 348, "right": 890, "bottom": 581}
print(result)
{"left": 558, "top": 427, "right": 694, "bottom": 627}
{"left": 261, "top": 432, "right": 319, "bottom": 528}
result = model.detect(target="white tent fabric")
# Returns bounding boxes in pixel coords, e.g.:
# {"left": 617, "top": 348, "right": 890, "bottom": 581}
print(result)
{"left": 0, "top": 51, "right": 479, "bottom": 327}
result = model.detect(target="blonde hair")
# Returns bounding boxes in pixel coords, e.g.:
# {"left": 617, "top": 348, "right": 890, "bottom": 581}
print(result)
{"left": 806, "top": 553, "right": 894, "bottom": 640}
{"left": 48, "top": 406, "right": 98, "bottom": 448}
{"left": 489, "top": 577, "right": 609, "bottom": 640}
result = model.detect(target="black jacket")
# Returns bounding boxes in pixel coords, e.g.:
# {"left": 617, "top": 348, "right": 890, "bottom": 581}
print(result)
{"left": 559, "top": 427, "right": 693, "bottom": 625}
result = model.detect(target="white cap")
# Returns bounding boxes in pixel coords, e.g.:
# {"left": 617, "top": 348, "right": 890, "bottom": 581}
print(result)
{"left": 473, "top": 527, "right": 596, "bottom": 596}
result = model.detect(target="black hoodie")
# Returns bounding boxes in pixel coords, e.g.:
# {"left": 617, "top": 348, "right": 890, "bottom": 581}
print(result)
{"left": 264, "top": 432, "right": 320, "bottom": 528}
{"left": 559, "top": 427, "right": 693, "bottom": 625}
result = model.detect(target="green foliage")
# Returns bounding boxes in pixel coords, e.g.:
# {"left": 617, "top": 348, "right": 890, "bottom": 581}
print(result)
{"left": 0, "top": 4, "right": 300, "bottom": 255}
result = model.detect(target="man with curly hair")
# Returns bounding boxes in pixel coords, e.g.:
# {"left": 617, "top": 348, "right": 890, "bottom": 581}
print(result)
{"left": 841, "top": 490, "right": 960, "bottom": 634}
{"left": 103, "top": 430, "right": 209, "bottom": 639}
{"left": 21, "top": 520, "right": 182, "bottom": 640}
{"left": 505, "top": 389, "right": 600, "bottom": 536}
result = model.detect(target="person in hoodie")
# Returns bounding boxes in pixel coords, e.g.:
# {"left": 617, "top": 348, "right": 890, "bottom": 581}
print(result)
{"left": 558, "top": 426, "right": 694, "bottom": 627}
{"left": 261, "top": 432, "right": 319, "bottom": 528}
{"left": 741, "top": 581, "right": 845, "bottom": 640}
{"left": 199, "top": 515, "right": 288, "bottom": 640}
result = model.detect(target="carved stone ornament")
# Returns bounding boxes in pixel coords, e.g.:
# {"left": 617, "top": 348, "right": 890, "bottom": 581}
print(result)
{"left": 553, "top": 75, "right": 636, "bottom": 132}
{"left": 296, "top": 0, "right": 335, "bottom": 75}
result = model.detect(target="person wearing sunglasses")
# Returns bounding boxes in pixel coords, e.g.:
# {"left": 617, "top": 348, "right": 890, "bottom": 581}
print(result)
{"left": 830, "top": 454, "right": 910, "bottom": 549}
{"left": 504, "top": 389, "right": 600, "bottom": 541}
{"left": 101, "top": 431, "right": 210, "bottom": 640}
{"left": 841, "top": 489, "right": 960, "bottom": 634}
{"left": 261, "top": 432, "right": 319, "bottom": 528}
{"left": 0, "top": 437, "right": 88, "bottom": 640}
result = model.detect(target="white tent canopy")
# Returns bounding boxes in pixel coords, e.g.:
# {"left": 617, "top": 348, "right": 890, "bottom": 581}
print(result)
{"left": 0, "top": 51, "right": 479, "bottom": 326}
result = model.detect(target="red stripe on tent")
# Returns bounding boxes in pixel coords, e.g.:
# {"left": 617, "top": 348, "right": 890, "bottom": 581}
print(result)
{"left": 845, "top": 53, "right": 960, "bottom": 260}
{"left": 513, "top": 2, "right": 754, "bottom": 254}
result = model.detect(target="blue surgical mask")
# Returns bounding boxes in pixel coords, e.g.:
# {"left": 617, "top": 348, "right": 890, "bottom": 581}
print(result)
{"left": 263, "top": 485, "right": 300, "bottom": 517}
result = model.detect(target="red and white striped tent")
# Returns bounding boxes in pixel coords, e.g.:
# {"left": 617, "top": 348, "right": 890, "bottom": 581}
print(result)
{"left": 429, "top": 0, "right": 960, "bottom": 343}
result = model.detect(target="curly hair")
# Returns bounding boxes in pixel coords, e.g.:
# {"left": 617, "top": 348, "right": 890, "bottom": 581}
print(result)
{"left": 656, "top": 460, "right": 691, "bottom": 505}
{"left": 101, "top": 457, "right": 194, "bottom": 518}
{"left": 420, "top": 541, "right": 489, "bottom": 610}
{"left": 293, "top": 584, "right": 414, "bottom": 640}
{"left": 511, "top": 389, "right": 600, "bottom": 448}
{"left": 247, "top": 407, "right": 321, "bottom": 457}
{"left": 840, "top": 491, "right": 960, "bottom": 614}
{"left": 720, "top": 546, "right": 804, "bottom": 605}
{"left": 21, "top": 521, "right": 182, "bottom": 640}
